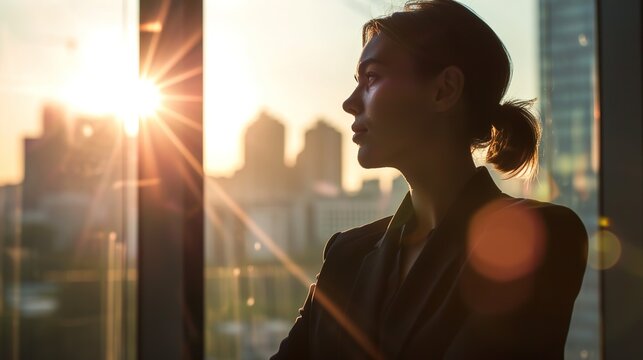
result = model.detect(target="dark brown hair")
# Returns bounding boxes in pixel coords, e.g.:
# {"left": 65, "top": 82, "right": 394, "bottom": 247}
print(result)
{"left": 362, "top": 0, "right": 541, "bottom": 178}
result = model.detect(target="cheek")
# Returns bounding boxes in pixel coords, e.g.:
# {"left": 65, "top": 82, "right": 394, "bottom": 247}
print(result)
{"left": 368, "top": 80, "right": 431, "bottom": 133}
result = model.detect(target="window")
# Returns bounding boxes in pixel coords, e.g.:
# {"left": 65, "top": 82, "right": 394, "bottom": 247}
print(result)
{"left": 2, "top": 0, "right": 642, "bottom": 359}
{"left": 203, "top": 0, "right": 601, "bottom": 358}
{"left": 0, "top": 1, "right": 138, "bottom": 359}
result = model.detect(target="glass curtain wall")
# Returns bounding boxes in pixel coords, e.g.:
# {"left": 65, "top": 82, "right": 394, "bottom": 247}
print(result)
{"left": 539, "top": 1, "right": 600, "bottom": 358}
{"left": 203, "top": 0, "right": 599, "bottom": 359}
{"left": 0, "top": 1, "right": 138, "bottom": 359}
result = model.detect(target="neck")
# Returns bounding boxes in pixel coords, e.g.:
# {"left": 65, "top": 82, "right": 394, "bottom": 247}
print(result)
{"left": 399, "top": 151, "right": 477, "bottom": 244}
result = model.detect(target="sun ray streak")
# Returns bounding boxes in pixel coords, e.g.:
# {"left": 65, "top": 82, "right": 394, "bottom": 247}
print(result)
{"left": 150, "top": 30, "right": 203, "bottom": 84}
{"left": 207, "top": 180, "right": 312, "bottom": 285}
{"left": 150, "top": 114, "right": 381, "bottom": 358}
{"left": 156, "top": 66, "right": 203, "bottom": 90}
{"left": 150, "top": 115, "right": 203, "bottom": 203}
{"left": 151, "top": 114, "right": 203, "bottom": 177}
{"left": 162, "top": 94, "right": 203, "bottom": 103}
{"left": 313, "top": 289, "right": 383, "bottom": 359}
{"left": 112, "top": 178, "right": 161, "bottom": 189}
{"left": 138, "top": 118, "right": 162, "bottom": 193}
{"left": 157, "top": 105, "right": 203, "bottom": 131}
{"left": 141, "top": 0, "right": 172, "bottom": 79}
{"left": 205, "top": 179, "right": 384, "bottom": 359}
{"left": 152, "top": 115, "right": 315, "bottom": 284}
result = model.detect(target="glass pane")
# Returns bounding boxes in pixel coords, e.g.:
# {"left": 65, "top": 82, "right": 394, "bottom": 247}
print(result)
{"left": 0, "top": 1, "right": 138, "bottom": 359}
{"left": 537, "top": 1, "right": 600, "bottom": 358}
{"left": 204, "top": 0, "right": 599, "bottom": 359}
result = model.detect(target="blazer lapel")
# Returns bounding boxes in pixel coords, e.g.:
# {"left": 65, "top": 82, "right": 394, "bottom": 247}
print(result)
{"left": 378, "top": 216, "right": 469, "bottom": 358}
{"left": 342, "top": 193, "right": 414, "bottom": 356}
{"left": 379, "top": 166, "right": 506, "bottom": 358}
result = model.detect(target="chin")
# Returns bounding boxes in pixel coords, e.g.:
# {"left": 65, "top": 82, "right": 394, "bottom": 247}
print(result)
{"left": 357, "top": 147, "right": 388, "bottom": 169}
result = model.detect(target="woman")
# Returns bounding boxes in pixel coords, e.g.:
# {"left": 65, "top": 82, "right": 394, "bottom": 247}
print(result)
{"left": 273, "top": 1, "right": 588, "bottom": 359}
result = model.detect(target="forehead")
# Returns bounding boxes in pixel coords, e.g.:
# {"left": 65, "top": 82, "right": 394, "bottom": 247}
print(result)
{"left": 358, "top": 33, "right": 415, "bottom": 69}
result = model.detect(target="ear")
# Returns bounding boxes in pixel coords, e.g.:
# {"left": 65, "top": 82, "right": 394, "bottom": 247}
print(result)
{"left": 432, "top": 65, "right": 465, "bottom": 112}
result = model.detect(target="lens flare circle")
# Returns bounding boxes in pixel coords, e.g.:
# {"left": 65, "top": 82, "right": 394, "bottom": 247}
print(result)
{"left": 588, "top": 229, "right": 621, "bottom": 270}
{"left": 467, "top": 199, "right": 546, "bottom": 282}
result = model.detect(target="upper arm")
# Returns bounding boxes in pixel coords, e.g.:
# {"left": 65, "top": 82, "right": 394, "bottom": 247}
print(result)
{"left": 270, "top": 283, "right": 317, "bottom": 360}
{"left": 271, "top": 232, "right": 342, "bottom": 359}
{"left": 538, "top": 205, "right": 588, "bottom": 304}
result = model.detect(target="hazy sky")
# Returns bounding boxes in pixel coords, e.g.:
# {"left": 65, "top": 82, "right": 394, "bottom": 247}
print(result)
{"left": 0, "top": 0, "right": 137, "bottom": 184}
{"left": 0, "top": 0, "right": 538, "bottom": 191}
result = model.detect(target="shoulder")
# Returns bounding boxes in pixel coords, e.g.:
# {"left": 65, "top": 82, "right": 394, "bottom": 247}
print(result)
{"left": 486, "top": 196, "right": 589, "bottom": 280}
{"left": 447, "top": 198, "right": 588, "bottom": 359}
{"left": 526, "top": 198, "right": 589, "bottom": 275}
{"left": 477, "top": 196, "right": 588, "bottom": 245}
{"left": 468, "top": 196, "right": 588, "bottom": 279}
{"left": 322, "top": 216, "right": 392, "bottom": 260}
{"left": 508, "top": 197, "right": 588, "bottom": 252}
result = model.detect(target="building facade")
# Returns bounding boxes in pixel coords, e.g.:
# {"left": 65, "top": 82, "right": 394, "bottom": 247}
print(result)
{"left": 539, "top": 1, "right": 600, "bottom": 358}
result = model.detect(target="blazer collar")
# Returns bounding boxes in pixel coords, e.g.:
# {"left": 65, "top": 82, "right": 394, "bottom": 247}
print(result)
{"left": 344, "top": 166, "right": 505, "bottom": 358}
{"left": 431, "top": 165, "right": 504, "bottom": 236}
{"left": 364, "top": 191, "right": 414, "bottom": 255}
{"left": 375, "top": 166, "right": 502, "bottom": 248}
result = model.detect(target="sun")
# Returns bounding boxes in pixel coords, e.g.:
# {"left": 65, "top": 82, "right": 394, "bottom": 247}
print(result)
{"left": 119, "top": 78, "right": 163, "bottom": 135}
{"left": 135, "top": 79, "right": 162, "bottom": 117}
{"left": 61, "top": 76, "right": 162, "bottom": 136}
{"left": 121, "top": 78, "right": 163, "bottom": 136}
{"left": 58, "top": 30, "right": 165, "bottom": 136}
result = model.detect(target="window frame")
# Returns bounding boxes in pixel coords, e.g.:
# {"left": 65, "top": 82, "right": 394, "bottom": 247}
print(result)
{"left": 597, "top": 0, "right": 643, "bottom": 358}
{"left": 138, "top": 0, "right": 204, "bottom": 359}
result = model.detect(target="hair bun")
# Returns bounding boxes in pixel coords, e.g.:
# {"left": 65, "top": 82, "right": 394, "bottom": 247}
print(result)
{"left": 486, "top": 99, "right": 541, "bottom": 177}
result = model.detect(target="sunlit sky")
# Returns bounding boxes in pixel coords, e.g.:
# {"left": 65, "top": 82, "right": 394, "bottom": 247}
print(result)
{"left": 0, "top": 0, "right": 537, "bottom": 191}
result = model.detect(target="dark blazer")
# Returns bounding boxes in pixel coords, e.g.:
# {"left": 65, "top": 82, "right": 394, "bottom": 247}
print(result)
{"left": 272, "top": 167, "right": 588, "bottom": 359}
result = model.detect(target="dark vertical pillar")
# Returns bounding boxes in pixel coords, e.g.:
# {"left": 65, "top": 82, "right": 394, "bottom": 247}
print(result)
{"left": 597, "top": 0, "right": 643, "bottom": 358}
{"left": 138, "top": 0, "right": 203, "bottom": 359}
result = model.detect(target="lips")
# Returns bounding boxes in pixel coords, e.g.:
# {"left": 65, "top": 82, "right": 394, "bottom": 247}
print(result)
{"left": 351, "top": 122, "right": 368, "bottom": 144}
{"left": 351, "top": 122, "right": 367, "bottom": 133}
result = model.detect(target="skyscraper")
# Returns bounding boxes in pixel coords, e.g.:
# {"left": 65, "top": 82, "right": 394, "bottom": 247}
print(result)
{"left": 244, "top": 111, "right": 287, "bottom": 175}
{"left": 236, "top": 111, "right": 293, "bottom": 201}
{"left": 539, "top": 0, "right": 598, "bottom": 212}
{"left": 295, "top": 119, "right": 342, "bottom": 196}
{"left": 23, "top": 103, "right": 68, "bottom": 211}
{"left": 539, "top": 1, "right": 599, "bottom": 358}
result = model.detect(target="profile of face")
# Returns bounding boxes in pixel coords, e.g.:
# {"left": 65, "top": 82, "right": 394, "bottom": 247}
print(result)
{"left": 342, "top": 33, "right": 464, "bottom": 172}
{"left": 343, "top": 33, "right": 434, "bottom": 170}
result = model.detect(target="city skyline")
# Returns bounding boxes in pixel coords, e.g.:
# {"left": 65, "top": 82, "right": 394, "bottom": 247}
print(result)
{"left": 0, "top": 0, "right": 538, "bottom": 193}
{"left": 2, "top": 101, "right": 381, "bottom": 193}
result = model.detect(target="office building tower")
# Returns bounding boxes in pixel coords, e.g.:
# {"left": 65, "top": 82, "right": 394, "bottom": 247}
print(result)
{"left": 295, "top": 120, "right": 342, "bottom": 196}
{"left": 539, "top": 1, "right": 599, "bottom": 358}
{"left": 236, "top": 111, "right": 293, "bottom": 201}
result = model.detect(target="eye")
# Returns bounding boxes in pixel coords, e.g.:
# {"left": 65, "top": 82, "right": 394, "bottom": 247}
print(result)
{"left": 365, "top": 71, "right": 379, "bottom": 86}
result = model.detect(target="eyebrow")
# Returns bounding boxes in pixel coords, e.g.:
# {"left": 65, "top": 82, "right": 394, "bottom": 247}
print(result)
{"left": 354, "top": 58, "right": 387, "bottom": 81}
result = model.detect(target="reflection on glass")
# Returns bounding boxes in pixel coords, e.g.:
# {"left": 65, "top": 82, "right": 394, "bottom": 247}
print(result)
{"left": 204, "top": 1, "right": 599, "bottom": 359}
{"left": 0, "top": 1, "right": 137, "bottom": 359}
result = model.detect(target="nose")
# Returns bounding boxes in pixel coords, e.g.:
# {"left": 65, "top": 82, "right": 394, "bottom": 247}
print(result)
{"left": 342, "top": 87, "right": 362, "bottom": 116}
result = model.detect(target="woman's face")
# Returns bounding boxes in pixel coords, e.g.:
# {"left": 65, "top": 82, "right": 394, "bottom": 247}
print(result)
{"left": 343, "top": 33, "right": 441, "bottom": 170}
